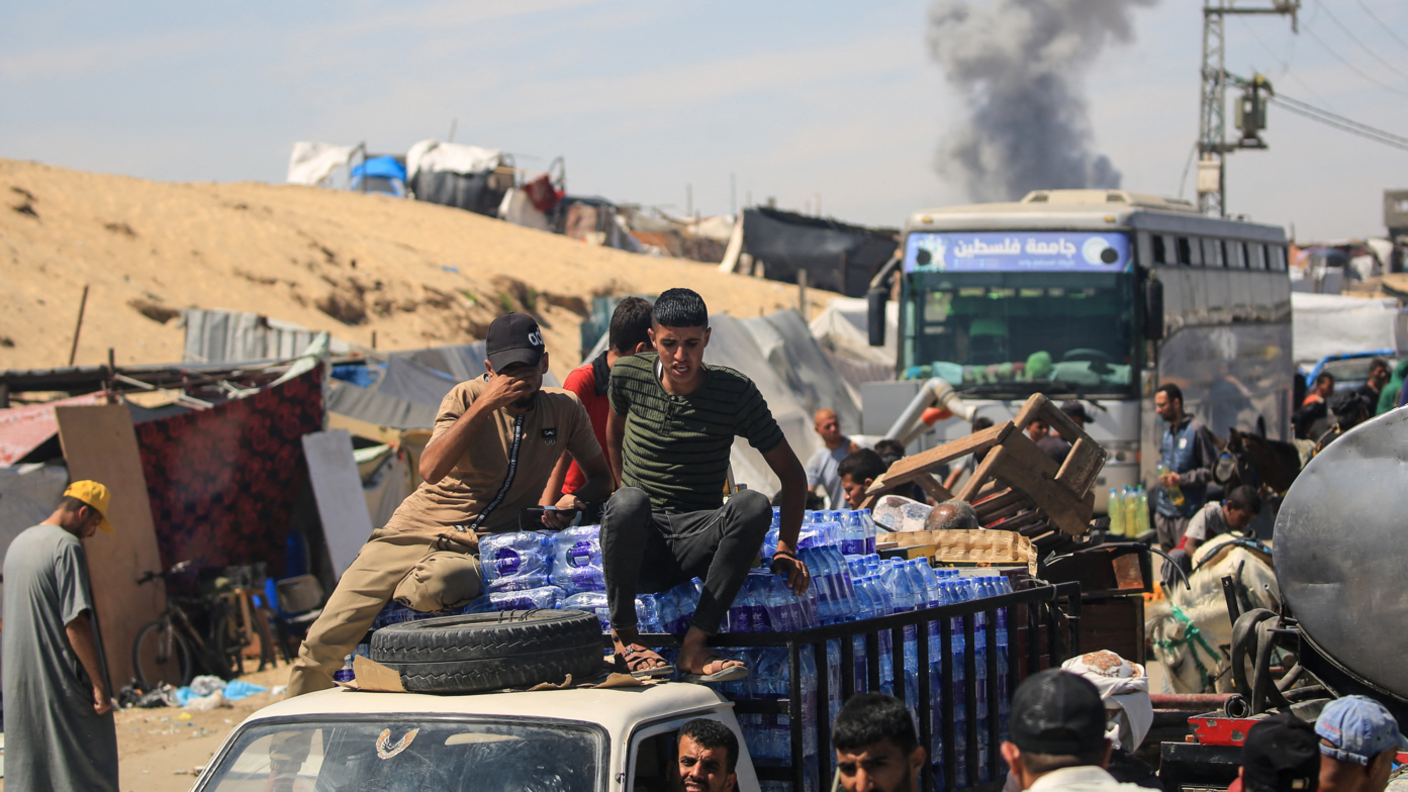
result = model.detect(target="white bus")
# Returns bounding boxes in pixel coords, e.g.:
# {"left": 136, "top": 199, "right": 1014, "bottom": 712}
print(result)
{"left": 866, "top": 189, "right": 1292, "bottom": 511}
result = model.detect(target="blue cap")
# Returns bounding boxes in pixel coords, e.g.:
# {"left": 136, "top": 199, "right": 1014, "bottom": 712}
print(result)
{"left": 1315, "top": 696, "right": 1408, "bottom": 765}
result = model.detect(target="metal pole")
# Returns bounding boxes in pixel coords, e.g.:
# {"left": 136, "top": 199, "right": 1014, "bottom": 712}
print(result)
{"left": 798, "top": 269, "right": 808, "bottom": 318}
{"left": 68, "top": 284, "right": 89, "bottom": 366}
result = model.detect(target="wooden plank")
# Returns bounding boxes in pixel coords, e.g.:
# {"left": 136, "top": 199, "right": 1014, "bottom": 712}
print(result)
{"left": 990, "top": 434, "right": 1089, "bottom": 535}
{"left": 1011, "top": 393, "right": 1052, "bottom": 430}
{"left": 327, "top": 411, "right": 404, "bottom": 446}
{"left": 881, "top": 422, "right": 1012, "bottom": 482}
{"left": 956, "top": 442, "right": 1009, "bottom": 502}
{"left": 302, "top": 430, "right": 376, "bottom": 578}
{"left": 1055, "top": 437, "right": 1105, "bottom": 497}
{"left": 54, "top": 404, "right": 166, "bottom": 692}
{"left": 1038, "top": 399, "right": 1086, "bottom": 444}
{"left": 972, "top": 488, "right": 1025, "bottom": 517}
{"left": 912, "top": 474, "right": 952, "bottom": 504}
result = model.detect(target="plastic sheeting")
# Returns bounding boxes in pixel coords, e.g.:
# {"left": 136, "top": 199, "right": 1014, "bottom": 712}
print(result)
{"left": 326, "top": 380, "right": 438, "bottom": 431}
{"left": 357, "top": 444, "right": 415, "bottom": 531}
{"left": 1292, "top": 292, "right": 1408, "bottom": 365}
{"left": 737, "top": 207, "right": 897, "bottom": 297}
{"left": 0, "top": 393, "right": 105, "bottom": 466}
{"left": 181, "top": 309, "right": 352, "bottom": 364}
{"left": 287, "top": 142, "right": 357, "bottom": 186}
{"left": 406, "top": 140, "right": 503, "bottom": 180}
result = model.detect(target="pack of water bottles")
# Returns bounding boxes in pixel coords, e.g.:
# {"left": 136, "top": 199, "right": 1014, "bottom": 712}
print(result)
{"left": 479, "top": 526, "right": 606, "bottom": 595}
{"left": 711, "top": 646, "right": 821, "bottom": 792}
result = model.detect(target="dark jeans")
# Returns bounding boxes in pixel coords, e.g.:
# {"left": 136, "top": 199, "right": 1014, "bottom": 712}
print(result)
{"left": 601, "top": 487, "right": 771, "bottom": 636}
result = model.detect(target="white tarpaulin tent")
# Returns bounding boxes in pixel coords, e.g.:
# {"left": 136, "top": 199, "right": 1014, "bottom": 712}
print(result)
{"left": 287, "top": 142, "right": 357, "bottom": 186}
{"left": 1292, "top": 292, "right": 1408, "bottom": 364}
{"left": 406, "top": 140, "right": 502, "bottom": 182}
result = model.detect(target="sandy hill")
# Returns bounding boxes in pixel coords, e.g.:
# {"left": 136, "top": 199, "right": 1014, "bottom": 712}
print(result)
{"left": 0, "top": 159, "right": 830, "bottom": 383}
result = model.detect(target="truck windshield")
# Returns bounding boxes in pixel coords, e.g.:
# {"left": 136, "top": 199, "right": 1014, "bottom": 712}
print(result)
{"left": 200, "top": 718, "right": 604, "bottom": 792}
{"left": 907, "top": 272, "right": 1135, "bottom": 398}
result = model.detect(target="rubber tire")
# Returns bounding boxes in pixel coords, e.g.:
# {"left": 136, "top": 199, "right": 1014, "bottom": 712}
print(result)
{"left": 370, "top": 610, "right": 604, "bottom": 694}
{"left": 132, "top": 620, "right": 193, "bottom": 690}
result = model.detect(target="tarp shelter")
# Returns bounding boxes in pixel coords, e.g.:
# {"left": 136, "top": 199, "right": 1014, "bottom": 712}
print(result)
{"left": 407, "top": 140, "right": 508, "bottom": 217}
{"left": 0, "top": 392, "right": 106, "bottom": 466}
{"left": 288, "top": 142, "right": 358, "bottom": 186}
{"left": 1292, "top": 292, "right": 1408, "bottom": 365}
{"left": 719, "top": 207, "right": 897, "bottom": 297}
{"left": 557, "top": 197, "right": 643, "bottom": 253}
{"left": 351, "top": 156, "right": 407, "bottom": 198}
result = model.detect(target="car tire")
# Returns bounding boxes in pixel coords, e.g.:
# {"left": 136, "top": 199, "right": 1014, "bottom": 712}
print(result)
{"left": 370, "top": 609, "right": 605, "bottom": 693}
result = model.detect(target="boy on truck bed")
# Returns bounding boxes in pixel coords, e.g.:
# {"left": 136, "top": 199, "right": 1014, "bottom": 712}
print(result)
{"left": 602, "top": 288, "right": 811, "bottom": 682}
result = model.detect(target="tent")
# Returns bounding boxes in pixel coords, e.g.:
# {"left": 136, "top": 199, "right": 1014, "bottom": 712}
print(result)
{"left": 406, "top": 140, "right": 509, "bottom": 217}
{"left": 351, "top": 156, "right": 407, "bottom": 198}
{"left": 287, "top": 142, "right": 357, "bottom": 186}
{"left": 182, "top": 308, "right": 354, "bottom": 364}
{"left": 809, "top": 297, "right": 899, "bottom": 393}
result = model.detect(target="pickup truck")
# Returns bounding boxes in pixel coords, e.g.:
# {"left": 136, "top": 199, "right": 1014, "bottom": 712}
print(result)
{"left": 189, "top": 580, "right": 1083, "bottom": 792}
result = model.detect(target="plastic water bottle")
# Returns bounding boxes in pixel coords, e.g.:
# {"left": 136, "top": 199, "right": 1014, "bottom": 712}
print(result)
{"left": 636, "top": 595, "right": 662, "bottom": 633}
{"left": 840, "top": 511, "right": 866, "bottom": 556}
{"left": 333, "top": 654, "right": 356, "bottom": 684}
{"left": 1156, "top": 462, "right": 1187, "bottom": 507}
{"left": 1107, "top": 489, "right": 1125, "bottom": 536}
{"left": 481, "top": 531, "right": 553, "bottom": 592}
{"left": 487, "top": 585, "right": 565, "bottom": 610}
{"left": 550, "top": 524, "right": 605, "bottom": 594}
{"left": 1136, "top": 487, "right": 1151, "bottom": 535}
{"left": 562, "top": 591, "right": 611, "bottom": 631}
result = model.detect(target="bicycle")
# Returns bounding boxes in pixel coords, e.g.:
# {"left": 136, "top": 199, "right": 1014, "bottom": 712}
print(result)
{"left": 131, "top": 560, "right": 245, "bottom": 690}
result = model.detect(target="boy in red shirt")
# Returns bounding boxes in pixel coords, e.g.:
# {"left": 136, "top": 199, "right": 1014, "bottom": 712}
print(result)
{"left": 544, "top": 296, "right": 654, "bottom": 501}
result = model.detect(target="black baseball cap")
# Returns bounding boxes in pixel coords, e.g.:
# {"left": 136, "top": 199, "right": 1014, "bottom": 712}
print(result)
{"left": 1060, "top": 401, "right": 1095, "bottom": 424}
{"left": 1241, "top": 714, "right": 1320, "bottom": 792}
{"left": 1009, "top": 670, "right": 1107, "bottom": 755}
{"left": 486, "top": 313, "right": 545, "bottom": 370}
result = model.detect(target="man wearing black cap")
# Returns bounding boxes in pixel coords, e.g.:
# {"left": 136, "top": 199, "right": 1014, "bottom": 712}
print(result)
{"left": 1231, "top": 714, "right": 1322, "bottom": 792}
{"left": 286, "top": 313, "right": 612, "bottom": 697}
{"left": 1035, "top": 402, "right": 1094, "bottom": 464}
{"left": 1001, "top": 670, "right": 1144, "bottom": 792}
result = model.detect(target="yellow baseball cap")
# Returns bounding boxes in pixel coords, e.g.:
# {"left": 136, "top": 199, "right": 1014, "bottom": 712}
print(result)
{"left": 64, "top": 480, "right": 114, "bottom": 534}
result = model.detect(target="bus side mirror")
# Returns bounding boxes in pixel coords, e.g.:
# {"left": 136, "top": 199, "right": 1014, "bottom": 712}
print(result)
{"left": 867, "top": 288, "right": 887, "bottom": 347}
{"left": 1145, "top": 279, "right": 1165, "bottom": 341}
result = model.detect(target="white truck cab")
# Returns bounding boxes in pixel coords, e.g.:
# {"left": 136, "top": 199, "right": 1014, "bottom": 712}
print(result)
{"left": 193, "top": 682, "right": 765, "bottom": 792}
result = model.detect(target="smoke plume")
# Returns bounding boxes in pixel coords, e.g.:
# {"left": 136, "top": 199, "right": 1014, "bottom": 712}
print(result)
{"left": 926, "top": 0, "right": 1155, "bottom": 202}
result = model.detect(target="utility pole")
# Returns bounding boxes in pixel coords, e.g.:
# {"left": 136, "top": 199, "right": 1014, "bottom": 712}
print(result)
{"left": 1198, "top": 0, "right": 1299, "bottom": 217}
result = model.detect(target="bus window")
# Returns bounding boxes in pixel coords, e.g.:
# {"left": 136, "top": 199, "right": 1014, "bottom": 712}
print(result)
{"left": 1269, "top": 246, "right": 1287, "bottom": 271}
{"left": 1203, "top": 238, "right": 1223, "bottom": 267}
{"left": 1151, "top": 234, "right": 1168, "bottom": 264}
{"left": 1249, "top": 244, "right": 1267, "bottom": 270}
{"left": 1176, "top": 237, "right": 1193, "bottom": 265}
{"left": 1231, "top": 241, "right": 1248, "bottom": 269}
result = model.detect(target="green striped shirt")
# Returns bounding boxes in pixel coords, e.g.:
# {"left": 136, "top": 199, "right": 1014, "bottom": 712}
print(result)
{"left": 609, "top": 353, "right": 784, "bottom": 513}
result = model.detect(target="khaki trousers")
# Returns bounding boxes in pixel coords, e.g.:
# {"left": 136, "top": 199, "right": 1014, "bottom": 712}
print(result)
{"left": 285, "top": 529, "right": 480, "bottom": 698}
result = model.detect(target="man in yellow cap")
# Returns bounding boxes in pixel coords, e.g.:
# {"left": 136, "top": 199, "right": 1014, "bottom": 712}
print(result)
{"left": 2, "top": 480, "right": 119, "bottom": 791}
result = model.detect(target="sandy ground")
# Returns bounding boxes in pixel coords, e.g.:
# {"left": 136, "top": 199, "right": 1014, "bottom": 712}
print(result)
{"left": 1, "top": 661, "right": 293, "bottom": 792}
{"left": 0, "top": 160, "right": 835, "bottom": 384}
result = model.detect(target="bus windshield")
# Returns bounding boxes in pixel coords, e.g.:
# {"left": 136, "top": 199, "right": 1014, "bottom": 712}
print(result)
{"left": 907, "top": 272, "right": 1136, "bottom": 398}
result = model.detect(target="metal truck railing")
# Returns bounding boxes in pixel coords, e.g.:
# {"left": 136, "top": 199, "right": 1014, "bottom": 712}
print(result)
{"left": 637, "top": 580, "right": 1083, "bottom": 792}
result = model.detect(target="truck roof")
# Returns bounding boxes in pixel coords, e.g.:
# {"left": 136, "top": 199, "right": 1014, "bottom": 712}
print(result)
{"left": 240, "top": 681, "right": 736, "bottom": 734}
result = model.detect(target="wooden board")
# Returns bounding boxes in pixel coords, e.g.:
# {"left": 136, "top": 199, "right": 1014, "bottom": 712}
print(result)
{"left": 54, "top": 404, "right": 166, "bottom": 691}
{"left": 302, "top": 430, "right": 375, "bottom": 579}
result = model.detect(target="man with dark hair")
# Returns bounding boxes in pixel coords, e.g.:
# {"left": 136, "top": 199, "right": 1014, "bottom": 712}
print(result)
{"left": 1178, "top": 485, "right": 1262, "bottom": 556}
{"left": 807, "top": 409, "right": 864, "bottom": 509}
{"left": 839, "top": 448, "right": 887, "bottom": 509}
{"left": 1000, "top": 670, "right": 1143, "bottom": 792}
{"left": 1355, "top": 358, "right": 1391, "bottom": 416}
{"left": 873, "top": 439, "right": 928, "bottom": 504}
{"left": 1316, "top": 390, "right": 1372, "bottom": 455}
{"left": 1230, "top": 714, "right": 1321, "bottom": 792}
{"left": 1037, "top": 402, "right": 1094, "bottom": 465}
{"left": 602, "top": 288, "right": 810, "bottom": 682}
{"left": 544, "top": 295, "right": 654, "bottom": 505}
{"left": 3, "top": 481, "right": 119, "bottom": 791}
{"left": 288, "top": 313, "right": 612, "bottom": 697}
{"left": 833, "top": 692, "right": 925, "bottom": 792}
{"left": 1153, "top": 383, "right": 1219, "bottom": 551}
{"left": 924, "top": 499, "right": 980, "bottom": 531}
{"left": 674, "top": 718, "right": 739, "bottom": 792}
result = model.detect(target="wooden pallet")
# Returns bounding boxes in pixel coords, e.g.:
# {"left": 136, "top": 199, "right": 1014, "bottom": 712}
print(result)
{"left": 859, "top": 393, "right": 1107, "bottom": 537}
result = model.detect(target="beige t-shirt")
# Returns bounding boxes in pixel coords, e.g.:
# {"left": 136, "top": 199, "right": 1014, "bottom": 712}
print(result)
{"left": 384, "top": 378, "right": 603, "bottom": 535}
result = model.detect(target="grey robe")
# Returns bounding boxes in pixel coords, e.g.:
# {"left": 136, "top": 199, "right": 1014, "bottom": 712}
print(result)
{"left": 2, "top": 523, "right": 119, "bottom": 791}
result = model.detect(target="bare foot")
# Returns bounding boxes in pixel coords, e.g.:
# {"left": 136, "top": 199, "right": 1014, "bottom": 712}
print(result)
{"left": 678, "top": 628, "right": 745, "bottom": 676}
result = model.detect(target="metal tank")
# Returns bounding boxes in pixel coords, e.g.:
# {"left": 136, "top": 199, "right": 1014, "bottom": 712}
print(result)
{"left": 1274, "top": 407, "right": 1408, "bottom": 702}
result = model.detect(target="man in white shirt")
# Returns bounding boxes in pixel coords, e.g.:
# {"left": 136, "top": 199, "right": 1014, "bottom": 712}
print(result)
{"left": 805, "top": 409, "right": 863, "bottom": 509}
{"left": 1001, "top": 670, "right": 1146, "bottom": 792}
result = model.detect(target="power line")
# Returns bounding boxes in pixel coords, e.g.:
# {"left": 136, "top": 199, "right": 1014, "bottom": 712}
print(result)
{"left": 1315, "top": 0, "right": 1408, "bottom": 82}
{"left": 1353, "top": 0, "right": 1408, "bottom": 54}
{"left": 1302, "top": 21, "right": 1408, "bottom": 98}
{"left": 1236, "top": 17, "right": 1339, "bottom": 111}
{"left": 1269, "top": 91, "right": 1408, "bottom": 151}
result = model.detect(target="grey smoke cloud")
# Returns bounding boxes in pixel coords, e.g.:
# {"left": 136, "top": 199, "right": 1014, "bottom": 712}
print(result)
{"left": 926, "top": 0, "right": 1155, "bottom": 202}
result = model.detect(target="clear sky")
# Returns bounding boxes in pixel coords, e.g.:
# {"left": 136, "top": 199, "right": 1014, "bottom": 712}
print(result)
{"left": 2, "top": 0, "right": 1405, "bottom": 241}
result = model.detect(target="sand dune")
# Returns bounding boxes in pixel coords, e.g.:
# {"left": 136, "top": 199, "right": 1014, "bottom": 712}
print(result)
{"left": 0, "top": 159, "right": 829, "bottom": 382}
